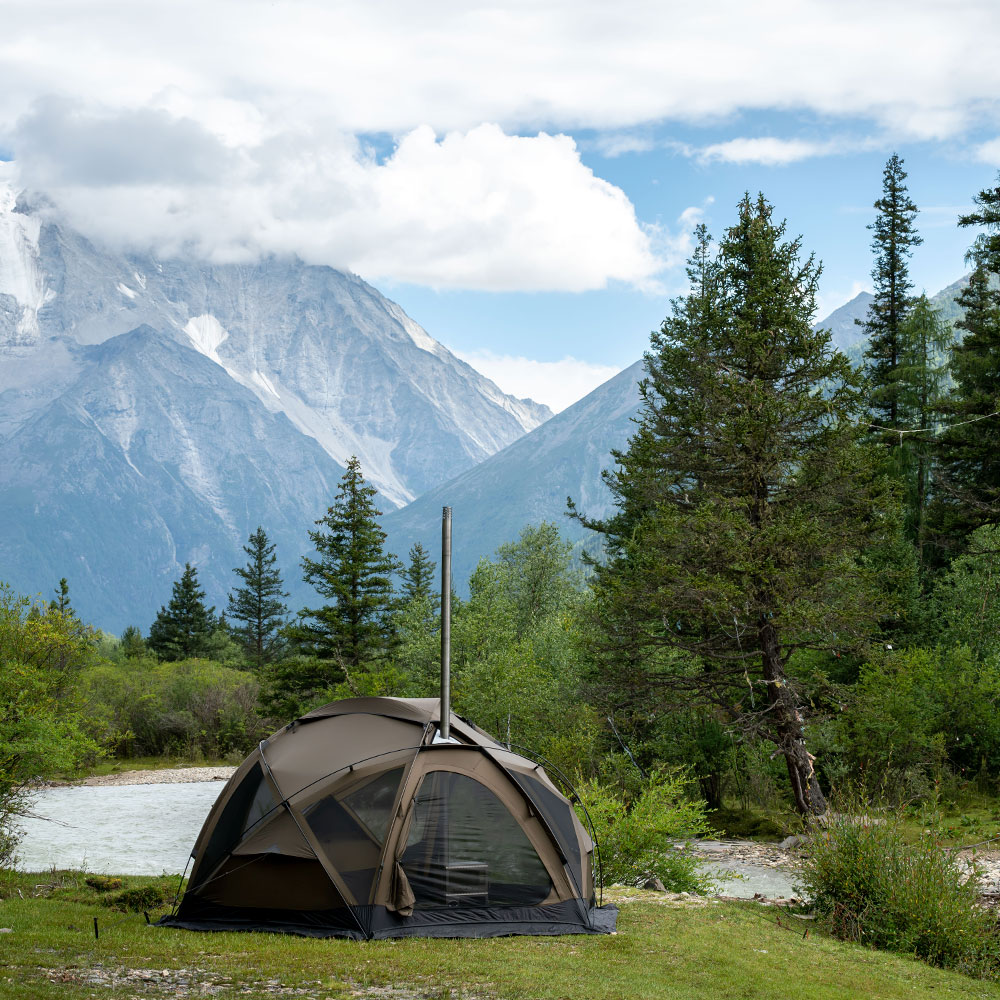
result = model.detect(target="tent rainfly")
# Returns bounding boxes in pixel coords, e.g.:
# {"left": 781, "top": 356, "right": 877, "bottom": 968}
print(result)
{"left": 159, "top": 697, "right": 617, "bottom": 939}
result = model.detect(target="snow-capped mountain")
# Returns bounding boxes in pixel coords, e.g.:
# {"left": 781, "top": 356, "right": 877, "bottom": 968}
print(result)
{"left": 0, "top": 183, "right": 551, "bottom": 630}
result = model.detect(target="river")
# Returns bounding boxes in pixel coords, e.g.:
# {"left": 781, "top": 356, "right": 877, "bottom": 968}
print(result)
{"left": 12, "top": 782, "right": 800, "bottom": 899}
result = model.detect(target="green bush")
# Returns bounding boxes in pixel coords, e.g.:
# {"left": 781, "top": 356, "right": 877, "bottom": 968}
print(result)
{"left": 79, "top": 657, "right": 270, "bottom": 759}
{"left": 799, "top": 813, "right": 1000, "bottom": 977}
{"left": 102, "top": 883, "right": 167, "bottom": 912}
{"left": 575, "top": 768, "right": 716, "bottom": 893}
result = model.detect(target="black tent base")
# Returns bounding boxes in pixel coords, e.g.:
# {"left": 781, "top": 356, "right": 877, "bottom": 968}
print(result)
{"left": 157, "top": 900, "right": 618, "bottom": 940}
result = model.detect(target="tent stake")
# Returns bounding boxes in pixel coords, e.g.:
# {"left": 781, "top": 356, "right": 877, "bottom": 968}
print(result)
{"left": 440, "top": 506, "right": 452, "bottom": 740}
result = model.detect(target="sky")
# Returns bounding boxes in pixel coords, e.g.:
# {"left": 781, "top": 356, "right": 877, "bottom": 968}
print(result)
{"left": 1, "top": 0, "right": 999, "bottom": 411}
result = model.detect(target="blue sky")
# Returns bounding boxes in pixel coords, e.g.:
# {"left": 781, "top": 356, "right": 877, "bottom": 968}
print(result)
{"left": 1, "top": 1, "right": 998, "bottom": 410}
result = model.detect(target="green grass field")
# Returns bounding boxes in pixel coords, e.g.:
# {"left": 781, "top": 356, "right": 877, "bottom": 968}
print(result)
{"left": 1, "top": 873, "right": 998, "bottom": 1000}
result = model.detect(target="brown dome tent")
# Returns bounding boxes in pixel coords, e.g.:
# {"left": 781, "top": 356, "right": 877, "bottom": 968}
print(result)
{"left": 160, "top": 697, "right": 617, "bottom": 939}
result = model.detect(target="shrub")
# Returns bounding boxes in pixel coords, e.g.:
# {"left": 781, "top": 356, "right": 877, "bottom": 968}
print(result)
{"left": 799, "top": 812, "right": 1000, "bottom": 977}
{"left": 79, "top": 657, "right": 270, "bottom": 759}
{"left": 102, "top": 883, "right": 167, "bottom": 912}
{"left": 85, "top": 875, "right": 122, "bottom": 892}
{"left": 575, "top": 768, "right": 716, "bottom": 893}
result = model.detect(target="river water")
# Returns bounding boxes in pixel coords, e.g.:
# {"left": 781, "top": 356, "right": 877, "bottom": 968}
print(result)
{"left": 13, "top": 782, "right": 221, "bottom": 875}
{"left": 13, "top": 783, "right": 800, "bottom": 899}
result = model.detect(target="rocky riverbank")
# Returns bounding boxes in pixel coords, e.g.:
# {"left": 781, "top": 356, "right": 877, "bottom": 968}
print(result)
{"left": 50, "top": 766, "right": 236, "bottom": 787}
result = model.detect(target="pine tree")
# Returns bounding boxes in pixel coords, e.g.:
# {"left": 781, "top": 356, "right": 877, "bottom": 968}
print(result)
{"left": 118, "top": 625, "right": 146, "bottom": 659}
{"left": 49, "top": 578, "right": 72, "bottom": 616}
{"left": 959, "top": 171, "right": 1000, "bottom": 275}
{"left": 860, "top": 154, "right": 923, "bottom": 440}
{"left": 293, "top": 456, "right": 401, "bottom": 684}
{"left": 894, "top": 295, "right": 952, "bottom": 569}
{"left": 227, "top": 527, "right": 289, "bottom": 670}
{"left": 400, "top": 542, "right": 438, "bottom": 610}
{"left": 931, "top": 267, "right": 1000, "bottom": 552}
{"left": 574, "top": 197, "right": 895, "bottom": 817}
{"left": 147, "top": 563, "right": 217, "bottom": 661}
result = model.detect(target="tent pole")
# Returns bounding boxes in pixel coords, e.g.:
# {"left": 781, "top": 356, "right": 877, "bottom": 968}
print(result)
{"left": 440, "top": 506, "right": 452, "bottom": 740}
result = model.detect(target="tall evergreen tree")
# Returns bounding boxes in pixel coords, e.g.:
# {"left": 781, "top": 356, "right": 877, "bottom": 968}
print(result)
{"left": 574, "top": 198, "right": 895, "bottom": 817}
{"left": 227, "top": 527, "right": 289, "bottom": 670}
{"left": 929, "top": 174, "right": 1000, "bottom": 558}
{"left": 147, "top": 563, "right": 217, "bottom": 661}
{"left": 959, "top": 171, "right": 1000, "bottom": 274}
{"left": 397, "top": 541, "right": 440, "bottom": 635}
{"left": 860, "top": 154, "right": 923, "bottom": 439}
{"left": 294, "top": 456, "right": 401, "bottom": 684}
{"left": 50, "top": 577, "right": 72, "bottom": 616}
{"left": 400, "top": 542, "right": 437, "bottom": 609}
{"left": 894, "top": 295, "right": 952, "bottom": 569}
{"left": 931, "top": 267, "right": 1000, "bottom": 549}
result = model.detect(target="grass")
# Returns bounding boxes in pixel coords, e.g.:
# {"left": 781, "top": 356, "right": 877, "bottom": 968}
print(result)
{"left": 2, "top": 871, "right": 1000, "bottom": 999}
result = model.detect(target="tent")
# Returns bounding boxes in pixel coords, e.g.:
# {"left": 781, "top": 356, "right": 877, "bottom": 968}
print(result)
{"left": 160, "top": 697, "right": 617, "bottom": 939}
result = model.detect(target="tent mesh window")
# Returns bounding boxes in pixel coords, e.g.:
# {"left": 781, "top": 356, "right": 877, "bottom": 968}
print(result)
{"left": 302, "top": 766, "right": 405, "bottom": 903}
{"left": 194, "top": 763, "right": 269, "bottom": 889}
{"left": 508, "top": 770, "right": 587, "bottom": 898}
{"left": 401, "top": 771, "right": 552, "bottom": 908}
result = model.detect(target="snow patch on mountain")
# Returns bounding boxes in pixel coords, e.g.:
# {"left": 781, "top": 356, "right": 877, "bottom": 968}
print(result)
{"left": 0, "top": 181, "right": 49, "bottom": 344}
{"left": 184, "top": 314, "right": 229, "bottom": 363}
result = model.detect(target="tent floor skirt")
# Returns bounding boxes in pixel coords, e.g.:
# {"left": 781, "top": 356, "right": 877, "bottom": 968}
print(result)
{"left": 158, "top": 901, "right": 618, "bottom": 939}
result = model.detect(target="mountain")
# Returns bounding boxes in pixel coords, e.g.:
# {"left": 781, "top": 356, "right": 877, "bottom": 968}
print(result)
{"left": 0, "top": 186, "right": 551, "bottom": 631}
{"left": 383, "top": 361, "right": 644, "bottom": 589}
{"left": 814, "top": 291, "right": 874, "bottom": 358}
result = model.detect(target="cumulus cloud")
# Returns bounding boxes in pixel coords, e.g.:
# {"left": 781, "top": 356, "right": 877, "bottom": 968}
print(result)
{"left": 10, "top": 106, "right": 662, "bottom": 291}
{"left": 453, "top": 350, "right": 622, "bottom": 412}
{"left": 976, "top": 138, "right": 1000, "bottom": 165}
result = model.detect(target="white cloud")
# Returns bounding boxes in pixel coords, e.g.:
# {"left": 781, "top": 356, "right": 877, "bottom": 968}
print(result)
{"left": 697, "top": 137, "right": 845, "bottom": 166}
{"left": 9, "top": 108, "right": 662, "bottom": 291}
{"left": 976, "top": 137, "right": 1000, "bottom": 165}
{"left": 454, "top": 350, "right": 621, "bottom": 412}
{"left": 1, "top": 1, "right": 997, "bottom": 140}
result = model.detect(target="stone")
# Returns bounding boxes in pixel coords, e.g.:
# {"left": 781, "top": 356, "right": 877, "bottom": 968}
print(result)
{"left": 642, "top": 876, "right": 666, "bottom": 892}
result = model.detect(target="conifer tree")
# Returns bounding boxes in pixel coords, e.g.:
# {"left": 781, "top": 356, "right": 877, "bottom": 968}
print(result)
{"left": 400, "top": 543, "right": 438, "bottom": 611}
{"left": 227, "top": 527, "right": 288, "bottom": 670}
{"left": 294, "top": 456, "right": 401, "bottom": 683}
{"left": 575, "top": 198, "right": 895, "bottom": 817}
{"left": 860, "top": 154, "right": 923, "bottom": 439}
{"left": 927, "top": 174, "right": 1000, "bottom": 559}
{"left": 959, "top": 171, "right": 1000, "bottom": 275}
{"left": 50, "top": 578, "right": 72, "bottom": 616}
{"left": 119, "top": 625, "right": 146, "bottom": 659}
{"left": 931, "top": 266, "right": 1000, "bottom": 551}
{"left": 147, "top": 563, "right": 217, "bottom": 661}
{"left": 894, "top": 295, "right": 952, "bottom": 568}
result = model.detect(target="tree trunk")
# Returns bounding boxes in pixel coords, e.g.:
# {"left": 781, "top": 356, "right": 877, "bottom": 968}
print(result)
{"left": 759, "top": 617, "right": 827, "bottom": 817}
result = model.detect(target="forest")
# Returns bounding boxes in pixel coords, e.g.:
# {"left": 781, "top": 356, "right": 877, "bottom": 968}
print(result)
{"left": 3, "top": 157, "right": 1000, "bottom": 941}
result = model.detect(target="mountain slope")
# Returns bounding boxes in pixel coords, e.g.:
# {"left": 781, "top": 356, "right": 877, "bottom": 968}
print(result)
{"left": 0, "top": 326, "right": 350, "bottom": 630}
{"left": 383, "top": 361, "right": 643, "bottom": 588}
